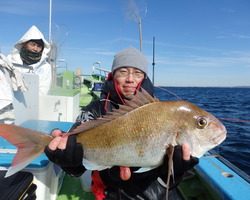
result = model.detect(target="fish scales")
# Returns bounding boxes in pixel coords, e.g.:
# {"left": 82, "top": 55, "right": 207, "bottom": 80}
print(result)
{"left": 76, "top": 100, "right": 226, "bottom": 168}
{"left": 77, "top": 102, "right": 171, "bottom": 167}
{"left": 77, "top": 102, "right": 165, "bottom": 147}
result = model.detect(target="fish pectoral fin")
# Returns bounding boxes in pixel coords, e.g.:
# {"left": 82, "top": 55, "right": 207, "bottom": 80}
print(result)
{"left": 133, "top": 166, "right": 157, "bottom": 173}
{"left": 82, "top": 158, "right": 110, "bottom": 171}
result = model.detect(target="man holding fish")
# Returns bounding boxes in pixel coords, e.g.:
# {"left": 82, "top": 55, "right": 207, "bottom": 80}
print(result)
{"left": 0, "top": 47, "right": 226, "bottom": 199}
{"left": 45, "top": 47, "right": 200, "bottom": 199}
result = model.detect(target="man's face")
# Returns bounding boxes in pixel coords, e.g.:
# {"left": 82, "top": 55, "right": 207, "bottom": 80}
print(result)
{"left": 24, "top": 41, "right": 43, "bottom": 53}
{"left": 113, "top": 67, "right": 145, "bottom": 99}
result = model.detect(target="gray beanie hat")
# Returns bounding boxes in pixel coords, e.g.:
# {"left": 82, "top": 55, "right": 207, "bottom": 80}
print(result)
{"left": 112, "top": 47, "right": 148, "bottom": 74}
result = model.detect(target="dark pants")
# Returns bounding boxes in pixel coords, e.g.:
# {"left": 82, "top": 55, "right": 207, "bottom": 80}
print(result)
{"left": 104, "top": 179, "right": 181, "bottom": 200}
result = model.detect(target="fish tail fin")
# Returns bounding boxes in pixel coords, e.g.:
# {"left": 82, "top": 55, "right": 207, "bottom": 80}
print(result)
{"left": 0, "top": 124, "right": 52, "bottom": 177}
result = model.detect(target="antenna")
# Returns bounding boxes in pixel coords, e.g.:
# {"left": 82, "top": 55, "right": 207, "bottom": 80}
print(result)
{"left": 49, "top": 0, "right": 52, "bottom": 43}
{"left": 138, "top": 17, "right": 143, "bottom": 51}
{"left": 152, "top": 36, "right": 156, "bottom": 86}
{"left": 48, "top": 0, "right": 57, "bottom": 87}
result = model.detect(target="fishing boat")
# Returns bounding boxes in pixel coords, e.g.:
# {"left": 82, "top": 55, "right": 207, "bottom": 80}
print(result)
{"left": 1, "top": 0, "right": 249, "bottom": 198}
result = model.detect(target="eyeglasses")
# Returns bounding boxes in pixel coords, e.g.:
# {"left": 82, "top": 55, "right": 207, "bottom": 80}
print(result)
{"left": 115, "top": 68, "right": 145, "bottom": 79}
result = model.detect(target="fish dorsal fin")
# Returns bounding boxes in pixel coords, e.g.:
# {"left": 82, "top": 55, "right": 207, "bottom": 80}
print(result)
{"left": 107, "top": 88, "right": 158, "bottom": 117}
{"left": 137, "top": 88, "right": 159, "bottom": 104}
{"left": 121, "top": 88, "right": 158, "bottom": 110}
{"left": 68, "top": 119, "right": 109, "bottom": 135}
{"left": 68, "top": 89, "right": 158, "bottom": 135}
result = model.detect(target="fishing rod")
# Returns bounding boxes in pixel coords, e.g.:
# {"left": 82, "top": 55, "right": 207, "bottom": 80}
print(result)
{"left": 219, "top": 118, "right": 250, "bottom": 123}
{"left": 156, "top": 86, "right": 250, "bottom": 123}
{"left": 156, "top": 86, "right": 182, "bottom": 100}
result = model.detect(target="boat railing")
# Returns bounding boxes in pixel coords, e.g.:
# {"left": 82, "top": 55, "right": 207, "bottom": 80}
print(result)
{"left": 209, "top": 150, "right": 250, "bottom": 183}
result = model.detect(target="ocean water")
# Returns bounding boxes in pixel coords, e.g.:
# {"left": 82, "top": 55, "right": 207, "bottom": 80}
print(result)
{"left": 154, "top": 87, "right": 250, "bottom": 176}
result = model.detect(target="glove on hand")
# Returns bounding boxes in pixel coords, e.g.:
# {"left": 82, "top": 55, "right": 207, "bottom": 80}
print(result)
{"left": 158, "top": 145, "right": 199, "bottom": 185}
{"left": 44, "top": 132, "right": 85, "bottom": 177}
{"left": 171, "top": 145, "right": 199, "bottom": 176}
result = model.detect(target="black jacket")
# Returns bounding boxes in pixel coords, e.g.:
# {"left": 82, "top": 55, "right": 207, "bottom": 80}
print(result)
{"left": 79, "top": 78, "right": 181, "bottom": 199}
{"left": 75, "top": 77, "right": 198, "bottom": 200}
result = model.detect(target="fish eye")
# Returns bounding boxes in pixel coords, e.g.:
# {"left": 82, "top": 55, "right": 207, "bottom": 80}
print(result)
{"left": 197, "top": 116, "right": 208, "bottom": 129}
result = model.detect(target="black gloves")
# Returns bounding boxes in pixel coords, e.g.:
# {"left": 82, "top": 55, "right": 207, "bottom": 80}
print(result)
{"left": 44, "top": 133, "right": 85, "bottom": 177}
{"left": 161, "top": 145, "right": 199, "bottom": 177}
{"left": 157, "top": 145, "right": 199, "bottom": 189}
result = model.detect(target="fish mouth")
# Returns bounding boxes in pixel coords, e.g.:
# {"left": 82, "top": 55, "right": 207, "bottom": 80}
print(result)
{"left": 212, "top": 125, "right": 227, "bottom": 144}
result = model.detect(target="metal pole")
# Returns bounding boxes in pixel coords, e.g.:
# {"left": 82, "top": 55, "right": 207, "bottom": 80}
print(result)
{"left": 138, "top": 17, "right": 143, "bottom": 52}
{"left": 49, "top": 0, "right": 52, "bottom": 43}
{"left": 48, "top": 0, "right": 57, "bottom": 87}
{"left": 152, "top": 36, "right": 155, "bottom": 86}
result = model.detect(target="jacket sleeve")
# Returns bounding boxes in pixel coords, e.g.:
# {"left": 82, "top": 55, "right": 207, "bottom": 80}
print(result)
{"left": 76, "top": 100, "right": 105, "bottom": 122}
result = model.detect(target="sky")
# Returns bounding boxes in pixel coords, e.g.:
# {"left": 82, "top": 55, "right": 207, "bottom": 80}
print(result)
{"left": 0, "top": 0, "right": 250, "bottom": 87}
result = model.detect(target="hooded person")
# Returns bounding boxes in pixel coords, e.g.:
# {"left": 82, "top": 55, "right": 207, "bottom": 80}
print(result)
{"left": 7, "top": 25, "right": 51, "bottom": 95}
{"left": 44, "top": 47, "right": 199, "bottom": 200}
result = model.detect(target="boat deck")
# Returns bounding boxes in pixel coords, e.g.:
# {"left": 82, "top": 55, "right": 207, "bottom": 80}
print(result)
{"left": 57, "top": 174, "right": 94, "bottom": 200}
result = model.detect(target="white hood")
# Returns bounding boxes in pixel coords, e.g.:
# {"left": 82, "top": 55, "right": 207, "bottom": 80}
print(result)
{"left": 14, "top": 25, "right": 50, "bottom": 56}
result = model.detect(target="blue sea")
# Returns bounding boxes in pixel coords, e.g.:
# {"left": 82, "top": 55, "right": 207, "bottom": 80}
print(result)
{"left": 154, "top": 87, "right": 250, "bottom": 176}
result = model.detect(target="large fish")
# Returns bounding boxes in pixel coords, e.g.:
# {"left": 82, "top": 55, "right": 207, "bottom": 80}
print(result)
{"left": 0, "top": 89, "right": 227, "bottom": 180}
